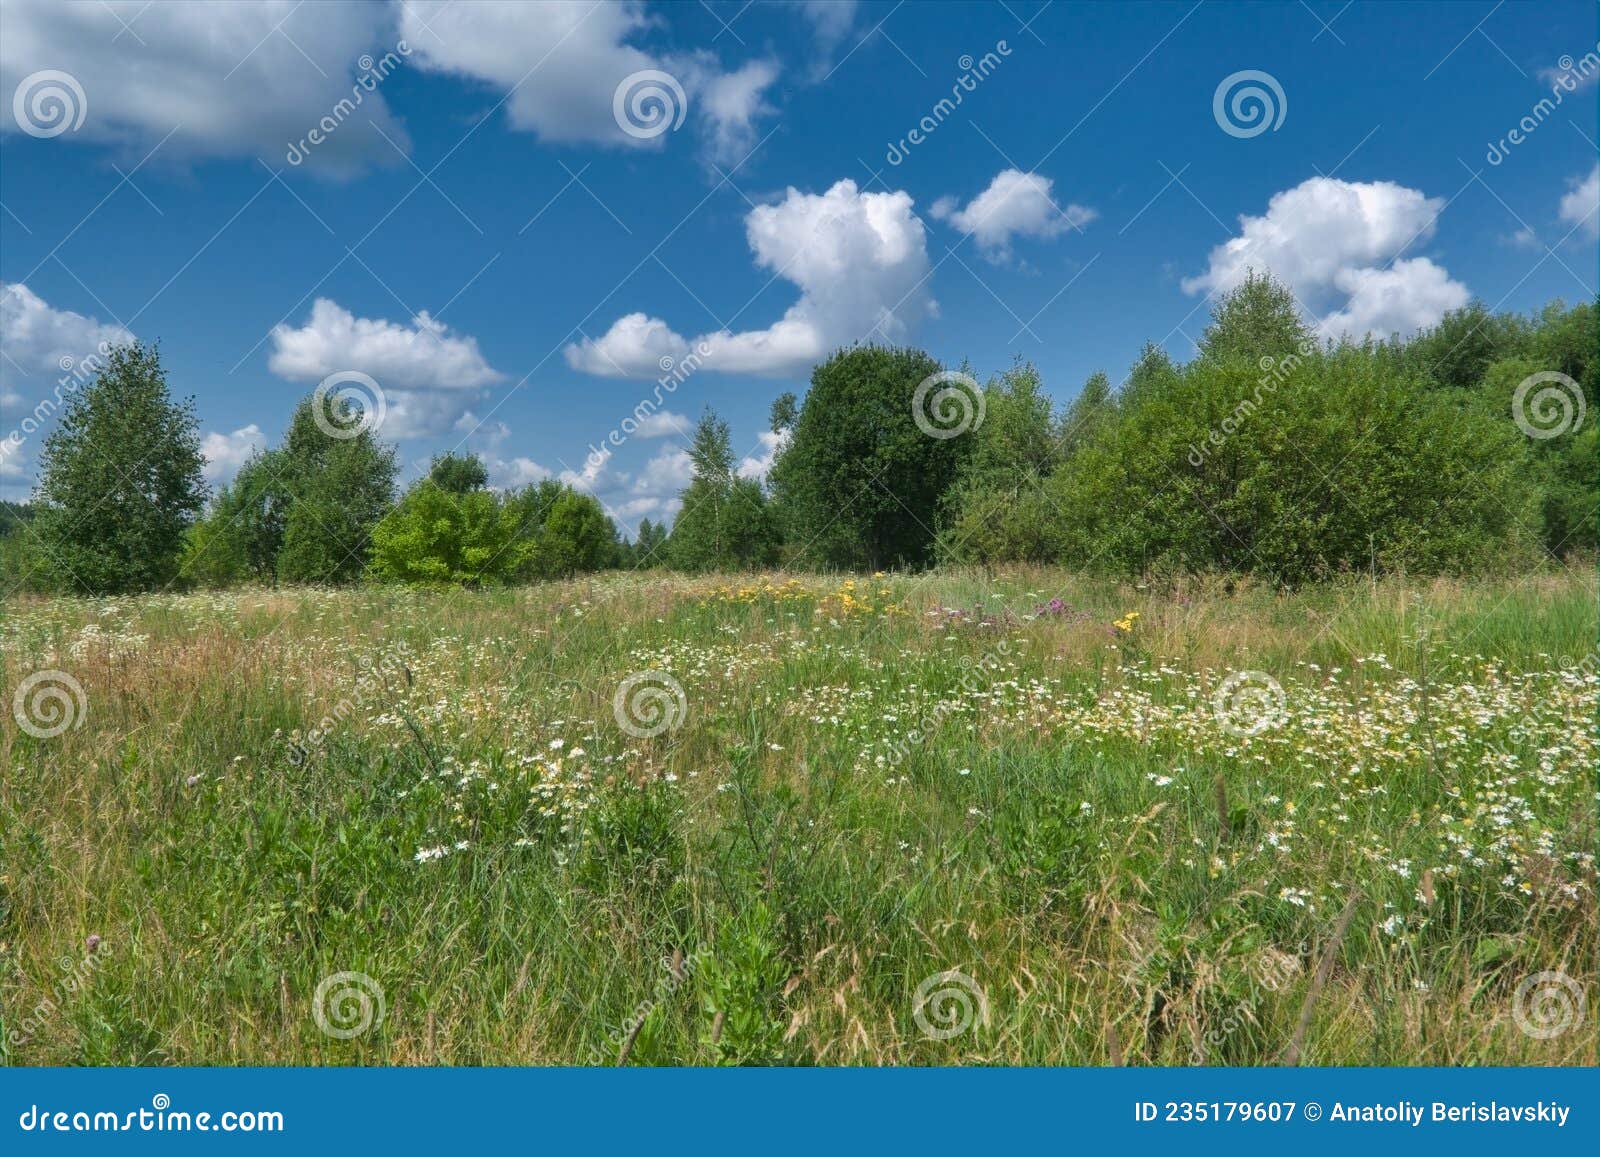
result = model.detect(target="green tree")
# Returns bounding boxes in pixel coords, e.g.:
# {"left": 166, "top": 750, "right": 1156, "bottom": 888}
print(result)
{"left": 428, "top": 451, "right": 490, "bottom": 494}
{"left": 368, "top": 480, "right": 529, "bottom": 585}
{"left": 770, "top": 346, "right": 971, "bottom": 570}
{"left": 32, "top": 343, "right": 206, "bottom": 593}
{"left": 1196, "top": 271, "right": 1313, "bottom": 365}
{"left": 668, "top": 410, "right": 780, "bottom": 572}
{"left": 937, "top": 360, "right": 1060, "bottom": 565}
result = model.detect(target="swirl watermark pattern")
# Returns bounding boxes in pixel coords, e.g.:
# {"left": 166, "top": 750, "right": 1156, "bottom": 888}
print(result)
{"left": 1212, "top": 70, "right": 1286, "bottom": 139}
{"left": 1512, "top": 371, "right": 1586, "bottom": 440}
{"left": 1512, "top": 970, "right": 1586, "bottom": 1040}
{"left": 12, "top": 669, "right": 87, "bottom": 739}
{"left": 12, "top": 70, "right": 88, "bottom": 138}
{"left": 1212, "top": 670, "right": 1286, "bottom": 737}
{"left": 912, "top": 970, "right": 989, "bottom": 1040}
{"left": 913, "top": 371, "right": 985, "bottom": 440}
{"left": 312, "top": 371, "right": 386, "bottom": 439}
{"left": 613, "top": 70, "right": 687, "bottom": 140}
{"left": 312, "top": 971, "right": 386, "bottom": 1040}
{"left": 612, "top": 670, "right": 688, "bottom": 738}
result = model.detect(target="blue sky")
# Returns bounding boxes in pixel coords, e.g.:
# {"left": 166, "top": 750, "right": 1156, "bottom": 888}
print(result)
{"left": 1, "top": 0, "right": 1596, "bottom": 530}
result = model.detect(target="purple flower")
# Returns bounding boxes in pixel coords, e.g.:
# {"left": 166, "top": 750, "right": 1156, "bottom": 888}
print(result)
{"left": 85, "top": 934, "right": 101, "bottom": 954}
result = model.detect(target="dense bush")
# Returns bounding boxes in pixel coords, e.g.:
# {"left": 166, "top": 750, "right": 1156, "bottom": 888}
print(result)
{"left": 937, "top": 279, "right": 1593, "bottom": 583}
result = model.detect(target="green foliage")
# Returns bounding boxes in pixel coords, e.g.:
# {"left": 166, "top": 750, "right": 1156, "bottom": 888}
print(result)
{"left": 1195, "top": 271, "right": 1312, "bottom": 365}
{"left": 182, "top": 397, "right": 398, "bottom": 586}
{"left": 936, "top": 277, "right": 1581, "bottom": 584}
{"left": 770, "top": 346, "right": 971, "bottom": 570}
{"left": 427, "top": 451, "right": 490, "bottom": 494}
{"left": 937, "top": 360, "right": 1061, "bottom": 565}
{"left": 668, "top": 410, "right": 781, "bottom": 572}
{"left": 31, "top": 343, "right": 206, "bottom": 594}
{"left": 369, "top": 478, "right": 617, "bottom": 586}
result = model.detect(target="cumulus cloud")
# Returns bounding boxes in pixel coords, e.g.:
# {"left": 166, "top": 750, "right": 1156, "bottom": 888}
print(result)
{"left": 1558, "top": 164, "right": 1599, "bottom": 240}
{"left": 1, "top": 282, "right": 134, "bottom": 388}
{"left": 268, "top": 299, "right": 504, "bottom": 439}
{"left": 1183, "top": 177, "right": 1470, "bottom": 340}
{"left": 269, "top": 299, "right": 502, "bottom": 390}
{"left": 397, "top": 0, "right": 779, "bottom": 165}
{"left": 200, "top": 425, "right": 267, "bottom": 485}
{"left": 1318, "top": 259, "right": 1471, "bottom": 340}
{"left": 488, "top": 455, "right": 554, "bottom": 490}
{"left": 0, "top": 0, "right": 408, "bottom": 175}
{"left": 930, "top": 170, "right": 1096, "bottom": 262}
{"left": 738, "top": 429, "right": 788, "bottom": 480}
{"left": 567, "top": 178, "right": 934, "bottom": 378}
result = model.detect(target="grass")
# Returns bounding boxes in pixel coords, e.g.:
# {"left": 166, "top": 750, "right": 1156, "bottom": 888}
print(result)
{"left": 1, "top": 565, "right": 1594, "bottom": 1065}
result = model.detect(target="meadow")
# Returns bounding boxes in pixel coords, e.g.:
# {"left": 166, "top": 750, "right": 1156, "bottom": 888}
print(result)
{"left": 1, "top": 566, "right": 1594, "bottom": 1066}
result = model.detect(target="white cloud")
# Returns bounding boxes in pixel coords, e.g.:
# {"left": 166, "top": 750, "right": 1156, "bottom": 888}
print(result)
{"left": 269, "top": 299, "right": 502, "bottom": 391}
{"left": 397, "top": 0, "right": 779, "bottom": 164}
{"left": 1, "top": 282, "right": 133, "bottom": 389}
{"left": 0, "top": 0, "right": 408, "bottom": 175}
{"left": 1183, "top": 177, "right": 1469, "bottom": 340}
{"left": 571, "top": 313, "right": 690, "bottom": 378}
{"left": 268, "top": 299, "right": 504, "bottom": 439}
{"left": 630, "top": 409, "right": 692, "bottom": 438}
{"left": 1318, "top": 259, "right": 1471, "bottom": 341}
{"left": 631, "top": 445, "right": 693, "bottom": 494}
{"left": 1558, "top": 164, "right": 1599, "bottom": 240}
{"left": 738, "top": 429, "right": 788, "bottom": 480}
{"left": 567, "top": 178, "right": 934, "bottom": 378}
{"left": 1539, "top": 58, "right": 1600, "bottom": 91}
{"left": 693, "top": 58, "right": 779, "bottom": 166}
{"left": 487, "top": 455, "right": 554, "bottom": 491}
{"left": 930, "top": 170, "right": 1096, "bottom": 261}
{"left": 201, "top": 425, "right": 267, "bottom": 485}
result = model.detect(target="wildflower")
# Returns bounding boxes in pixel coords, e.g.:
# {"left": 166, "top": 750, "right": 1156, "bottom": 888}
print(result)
{"left": 85, "top": 934, "right": 101, "bottom": 954}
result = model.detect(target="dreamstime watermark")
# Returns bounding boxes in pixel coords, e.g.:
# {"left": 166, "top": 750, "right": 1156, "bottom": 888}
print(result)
{"left": 1512, "top": 371, "right": 1586, "bottom": 440}
{"left": 1512, "top": 970, "right": 1586, "bottom": 1040}
{"left": 285, "top": 42, "right": 411, "bottom": 165}
{"left": 913, "top": 371, "right": 985, "bottom": 439}
{"left": 312, "top": 370, "right": 386, "bottom": 439}
{"left": 1212, "top": 670, "right": 1286, "bottom": 738}
{"left": 877, "top": 641, "right": 1012, "bottom": 770}
{"left": 585, "top": 341, "right": 712, "bottom": 470}
{"left": 612, "top": 670, "right": 687, "bottom": 738}
{"left": 7, "top": 936, "right": 108, "bottom": 1049}
{"left": 1486, "top": 41, "right": 1599, "bottom": 165}
{"left": 12, "top": 69, "right": 87, "bottom": 138}
{"left": 613, "top": 69, "right": 687, "bottom": 140}
{"left": 285, "top": 646, "right": 411, "bottom": 765}
{"left": 885, "top": 41, "right": 1012, "bottom": 165}
{"left": 1188, "top": 340, "right": 1318, "bottom": 467}
{"left": 912, "top": 970, "right": 989, "bottom": 1040}
{"left": 1212, "top": 70, "right": 1286, "bottom": 139}
{"left": 584, "top": 947, "right": 712, "bottom": 1064}
{"left": 1188, "top": 942, "right": 1307, "bottom": 1064}
{"left": 0, "top": 341, "right": 117, "bottom": 470}
{"left": 17, "top": 1095, "right": 284, "bottom": 1134}
{"left": 12, "top": 669, "right": 87, "bottom": 739}
{"left": 312, "top": 971, "right": 386, "bottom": 1040}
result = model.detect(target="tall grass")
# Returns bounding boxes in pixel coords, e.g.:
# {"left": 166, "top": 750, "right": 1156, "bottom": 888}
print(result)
{"left": 1, "top": 566, "right": 1593, "bottom": 1065}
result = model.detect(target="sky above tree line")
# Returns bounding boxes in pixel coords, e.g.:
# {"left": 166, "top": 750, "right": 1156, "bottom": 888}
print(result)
{"left": 1, "top": 0, "right": 1595, "bottom": 531}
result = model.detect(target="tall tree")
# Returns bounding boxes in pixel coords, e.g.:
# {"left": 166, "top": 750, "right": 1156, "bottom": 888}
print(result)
{"left": 428, "top": 451, "right": 490, "bottom": 494}
{"left": 669, "top": 409, "right": 780, "bottom": 572}
{"left": 33, "top": 343, "right": 206, "bottom": 593}
{"left": 770, "top": 346, "right": 971, "bottom": 571}
{"left": 1196, "top": 271, "right": 1312, "bottom": 365}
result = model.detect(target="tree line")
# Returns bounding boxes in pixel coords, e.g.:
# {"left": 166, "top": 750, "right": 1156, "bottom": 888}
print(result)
{"left": 2, "top": 273, "right": 1592, "bottom": 594}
